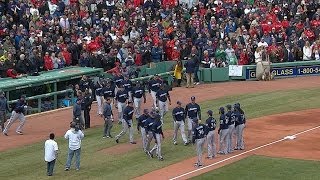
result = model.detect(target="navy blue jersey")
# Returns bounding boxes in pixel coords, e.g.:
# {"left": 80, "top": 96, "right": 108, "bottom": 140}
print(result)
{"left": 102, "top": 86, "right": 115, "bottom": 99}
{"left": 226, "top": 111, "right": 233, "bottom": 126}
{"left": 137, "top": 114, "right": 149, "bottom": 129}
{"left": 113, "top": 75, "right": 124, "bottom": 87}
{"left": 229, "top": 112, "right": 236, "bottom": 125}
{"left": 144, "top": 117, "right": 155, "bottom": 132}
{"left": 205, "top": 117, "right": 216, "bottom": 131}
{"left": 79, "top": 80, "right": 91, "bottom": 91}
{"left": 116, "top": 89, "right": 128, "bottom": 103}
{"left": 185, "top": 103, "right": 201, "bottom": 119}
{"left": 123, "top": 106, "right": 134, "bottom": 122}
{"left": 156, "top": 89, "right": 169, "bottom": 102}
{"left": 219, "top": 114, "right": 229, "bottom": 130}
{"left": 172, "top": 107, "right": 185, "bottom": 121}
{"left": 192, "top": 123, "right": 207, "bottom": 142}
{"left": 73, "top": 103, "right": 82, "bottom": 117}
{"left": 152, "top": 120, "right": 163, "bottom": 135}
{"left": 95, "top": 82, "right": 103, "bottom": 96}
{"left": 14, "top": 100, "right": 26, "bottom": 113}
{"left": 122, "top": 79, "right": 133, "bottom": 92}
{"left": 148, "top": 79, "right": 162, "bottom": 92}
{"left": 132, "top": 86, "right": 145, "bottom": 98}
{"left": 235, "top": 111, "right": 245, "bottom": 125}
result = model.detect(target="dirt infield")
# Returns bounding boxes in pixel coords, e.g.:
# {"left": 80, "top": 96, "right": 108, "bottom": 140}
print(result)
{"left": 136, "top": 109, "right": 320, "bottom": 180}
{"left": 0, "top": 76, "right": 320, "bottom": 152}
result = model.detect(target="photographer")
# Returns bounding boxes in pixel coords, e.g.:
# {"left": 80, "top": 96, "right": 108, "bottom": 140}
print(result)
{"left": 64, "top": 122, "right": 84, "bottom": 171}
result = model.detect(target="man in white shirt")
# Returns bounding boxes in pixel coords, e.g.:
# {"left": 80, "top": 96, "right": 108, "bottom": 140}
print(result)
{"left": 64, "top": 122, "right": 84, "bottom": 171}
{"left": 44, "top": 133, "right": 58, "bottom": 176}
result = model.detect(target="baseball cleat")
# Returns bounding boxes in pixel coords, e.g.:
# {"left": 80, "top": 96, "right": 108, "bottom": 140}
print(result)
{"left": 16, "top": 131, "right": 23, "bottom": 135}
{"left": 115, "top": 139, "right": 119, "bottom": 143}
{"left": 64, "top": 168, "right": 69, "bottom": 171}
{"left": 184, "top": 142, "right": 189, "bottom": 146}
{"left": 130, "top": 142, "right": 137, "bottom": 144}
{"left": 159, "top": 157, "right": 164, "bottom": 161}
{"left": 194, "top": 163, "right": 203, "bottom": 168}
{"left": 173, "top": 142, "right": 178, "bottom": 145}
{"left": 3, "top": 132, "right": 8, "bottom": 136}
{"left": 103, "top": 136, "right": 107, "bottom": 139}
{"left": 206, "top": 156, "right": 213, "bottom": 160}
{"left": 147, "top": 151, "right": 153, "bottom": 158}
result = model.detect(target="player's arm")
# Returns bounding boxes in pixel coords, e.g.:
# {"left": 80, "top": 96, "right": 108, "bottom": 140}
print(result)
{"left": 184, "top": 105, "right": 188, "bottom": 118}
{"left": 142, "top": 90, "right": 146, "bottom": 103}
{"left": 197, "top": 105, "right": 201, "bottom": 120}
{"left": 172, "top": 108, "right": 176, "bottom": 121}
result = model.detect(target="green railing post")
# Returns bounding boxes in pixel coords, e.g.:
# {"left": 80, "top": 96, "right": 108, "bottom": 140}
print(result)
{"left": 38, "top": 98, "right": 41, "bottom": 113}
{"left": 53, "top": 82, "right": 57, "bottom": 109}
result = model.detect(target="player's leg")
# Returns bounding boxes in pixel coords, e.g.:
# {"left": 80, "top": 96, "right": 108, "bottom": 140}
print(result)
{"left": 134, "top": 97, "right": 141, "bottom": 118}
{"left": 3, "top": 111, "right": 18, "bottom": 134}
{"left": 16, "top": 114, "right": 26, "bottom": 134}
{"left": 96, "top": 95, "right": 102, "bottom": 115}
{"left": 190, "top": 73, "right": 194, "bottom": 88}
{"left": 156, "top": 134, "right": 163, "bottom": 160}
{"left": 173, "top": 121, "right": 179, "bottom": 144}
{"left": 180, "top": 121, "right": 188, "bottom": 144}
{"left": 117, "top": 102, "right": 123, "bottom": 123}
{"left": 115, "top": 120, "right": 128, "bottom": 141}
{"left": 219, "top": 129, "right": 228, "bottom": 154}
{"left": 187, "top": 118, "right": 192, "bottom": 142}
{"left": 150, "top": 91, "right": 157, "bottom": 108}
{"left": 229, "top": 125, "right": 235, "bottom": 152}
{"left": 145, "top": 132, "right": 153, "bottom": 152}
{"left": 0, "top": 111, "right": 5, "bottom": 131}
{"left": 128, "top": 120, "right": 134, "bottom": 143}
{"left": 207, "top": 131, "right": 213, "bottom": 158}
{"left": 103, "top": 118, "right": 108, "bottom": 137}
{"left": 238, "top": 124, "right": 245, "bottom": 150}
{"left": 141, "top": 127, "right": 147, "bottom": 152}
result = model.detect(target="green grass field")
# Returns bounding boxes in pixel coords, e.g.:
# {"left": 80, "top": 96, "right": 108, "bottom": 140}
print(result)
{"left": 1, "top": 88, "right": 320, "bottom": 180}
{"left": 192, "top": 155, "right": 320, "bottom": 180}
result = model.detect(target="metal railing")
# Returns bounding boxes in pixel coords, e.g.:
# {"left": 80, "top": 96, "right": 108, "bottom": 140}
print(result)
{"left": 8, "top": 89, "right": 74, "bottom": 113}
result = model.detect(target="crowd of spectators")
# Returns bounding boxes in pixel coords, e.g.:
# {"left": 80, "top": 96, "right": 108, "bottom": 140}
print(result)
{"left": 0, "top": 0, "right": 320, "bottom": 78}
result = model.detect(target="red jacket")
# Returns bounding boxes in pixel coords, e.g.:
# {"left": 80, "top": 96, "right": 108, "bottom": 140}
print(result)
{"left": 62, "top": 50, "right": 72, "bottom": 66}
{"left": 135, "top": 53, "right": 142, "bottom": 66}
{"left": 44, "top": 56, "right": 53, "bottom": 71}
{"left": 304, "top": 29, "right": 315, "bottom": 40}
{"left": 239, "top": 52, "right": 249, "bottom": 65}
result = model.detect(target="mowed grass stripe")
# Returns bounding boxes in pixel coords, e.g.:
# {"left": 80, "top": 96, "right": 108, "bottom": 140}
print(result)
{"left": 0, "top": 88, "right": 320, "bottom": 180}
{"left": 191, "top": 155, "right": 320, "bottom": 180}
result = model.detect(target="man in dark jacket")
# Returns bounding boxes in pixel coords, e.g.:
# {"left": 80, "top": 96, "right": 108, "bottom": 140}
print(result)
{"left": 184, "top": 56, "right": 196, "bottom": 88}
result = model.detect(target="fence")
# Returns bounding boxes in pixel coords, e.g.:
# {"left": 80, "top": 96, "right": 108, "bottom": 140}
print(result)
{"left": 8, "top": 89, "right": 74, "bottom": 114}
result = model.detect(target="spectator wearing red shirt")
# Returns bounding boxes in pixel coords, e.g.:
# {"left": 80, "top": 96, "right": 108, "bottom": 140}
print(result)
{"left": 61, "top": 47, "right": 72, "bottom": 66}
{"left": 239, "top": 48, "right": 249, "bottom": 65}
{"left": 44, "top": 52, "right": 53, "bottom": 71}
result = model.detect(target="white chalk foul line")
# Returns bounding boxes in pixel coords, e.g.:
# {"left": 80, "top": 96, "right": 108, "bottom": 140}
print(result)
{"left": 170, "top": 125, "right": 320, "bottom": 180}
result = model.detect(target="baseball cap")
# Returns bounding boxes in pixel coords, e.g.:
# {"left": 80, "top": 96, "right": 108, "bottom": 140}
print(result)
{"left": 143, "top": 109, "right": 149, "bottom": 114}
{"left": 226, "top": 104, "right": 232, "bottom": 110}
{"left": 219, "top": 107, "right": 225, "bottom": 113}
{"left": 177, "top": 101, "right": 182, "bottom": 105}
{"left": 128, "top": 100, "right": 133, "bottom": 104}
{"left": 191, "top": 96, "right": 196, "bottom": 100}
{"left": 21, "top": 95, "right": 26, "bottom": 99}
{"left": 207, "top": 110, "right": 213, "bottom": 116}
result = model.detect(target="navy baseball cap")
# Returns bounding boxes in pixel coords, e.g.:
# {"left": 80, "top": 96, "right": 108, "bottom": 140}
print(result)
{"left": 226, "top": 104, "right": 232, "bottom": 110}
{"left": 21, "top": 95, "right": 26, "bottom": 99}
{"left": 207, "top": 110, "right": 213, "bottom": 116}
{"left": 177, "top": 101, "right": 182, "bottom": 105}
{"left": 219, "top": 107, "right": 225, "bottom": 113}
{"left": 191, "top": 96, "right": 196, "bottom": 100}
{"left": 128, "top": 100, "right": 133, "bottom": 104}
{"left": 143, "top": 109, "right": 149, "bottom": 113}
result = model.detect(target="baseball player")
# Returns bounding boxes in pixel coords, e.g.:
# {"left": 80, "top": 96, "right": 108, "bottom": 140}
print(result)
{"left": 226, "top": 104, "right": 236, "bottom": 153}
{"left": 172, "top": 101, "right": 188, "bottom": 145}
{"left": 137, "top": 109, "right": 150, "bottom": 152}
{"left": 234, "top": 103, "right": 246, "bottom": 150}
{"left": 103, "top": 98, "right": 113, "bottom": 138}
{"left": 145, "top": 109, "right": 157, "bottom": 157}
{"left": 192, "top": 118, "right": 207, "bottom": 168}
{"left": 3, "top": 95, "right": 28, "bottom": 136}
{"left": 218, "top": 107, "right": 229, "bottom": 155}
{"left": 115, "top": 101, "right": 136, "bottom": 144}
{"left": 148, "top": 75, "right": 162, "bottom": 108}
{"left": 150, "top": 113, "right": 164, "bottom": 161}
{"left": 122, "top": 75, "right": 133, "bottom": 100}
{"left": 205, "top": 110, "right": 216, "bottom": 159}
{"left": 156, "top": 84, "right": 171, "bottom": 122}
{"left": 132, "top": 81, "right": 146, "bottom": 118}
{"left": 113, "top": 73, "right": 124, "bottom": 107}
{"left": 115, "top": 84, "right": 128, "bottom": 124}
{"left": 185, "top": 96, "right": 201, "bottom": 143}
{"left": 83, "top": 89, "right": 93, "bottom": 129}
{"left": 0, "top": 91, "right": 9, "bottom": 132}
{"left": 102, "top": 80, "right": 115, "bottom": 108}
{"left": 95, "top": 78, "right": 104, "bottom": 116}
